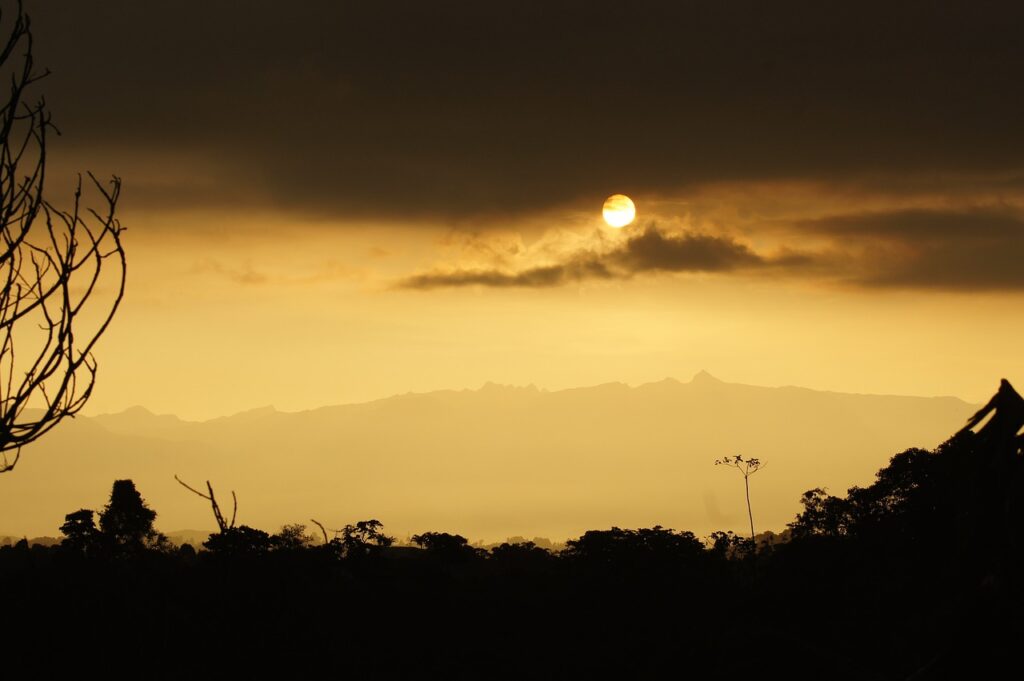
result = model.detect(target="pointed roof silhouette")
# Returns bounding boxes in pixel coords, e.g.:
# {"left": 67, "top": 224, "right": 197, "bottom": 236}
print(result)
{"left": 958, "top": 378, "right": 1024, "bottom": 454}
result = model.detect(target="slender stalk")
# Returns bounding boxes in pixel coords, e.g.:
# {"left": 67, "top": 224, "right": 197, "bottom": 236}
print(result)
{"left": 714, "top": 454, "right": 766, "bottom": 558}
{"left": 745, "top": 474, "right": 755, "bottom": 544}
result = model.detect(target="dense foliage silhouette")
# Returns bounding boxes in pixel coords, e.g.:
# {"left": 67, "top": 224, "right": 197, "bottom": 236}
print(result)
{"left": 3, "top": 380, "right": 1022, "bottom": 679}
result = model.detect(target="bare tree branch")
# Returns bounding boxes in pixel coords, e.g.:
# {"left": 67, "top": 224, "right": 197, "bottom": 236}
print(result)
{"left": 175, "top": 475, "right": 237, "bottom": 533}
{"left": 310, "top": 518, "right": 329, "bottom": 546}
{"left": 0, "top": 1, "right": 126, "bottom": 472}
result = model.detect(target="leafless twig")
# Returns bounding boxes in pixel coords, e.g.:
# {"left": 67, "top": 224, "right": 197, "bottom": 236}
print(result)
{"left": 0, "top": 1, "right": 126, "bottom": 472}
{"left": 175, "top": 475, "right": 237, "bottom": 533}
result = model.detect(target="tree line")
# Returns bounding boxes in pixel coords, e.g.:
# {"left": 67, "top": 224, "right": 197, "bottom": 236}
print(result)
{"left": 2, "top": 382, "right": 1021, "bottom": 679}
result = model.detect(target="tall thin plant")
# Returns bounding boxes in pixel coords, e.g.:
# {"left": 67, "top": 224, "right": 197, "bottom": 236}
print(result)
{"left": 715, "top": 455, "right": 767, "bottom": 548}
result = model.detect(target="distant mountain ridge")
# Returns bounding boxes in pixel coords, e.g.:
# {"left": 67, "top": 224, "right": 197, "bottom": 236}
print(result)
{"left": 0, "top": 373, "right": 978, "bottom": 542}
{"left": 92, "top": 371, "right": 969, "bottom": 428}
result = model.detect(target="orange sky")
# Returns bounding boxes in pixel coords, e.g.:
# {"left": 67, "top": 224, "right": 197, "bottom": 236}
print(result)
{"left": 71, "top": 191, "right": 1022, "bottom": 421}
{"left": 12, "top": 1, "right": 1024, "bottom": 419}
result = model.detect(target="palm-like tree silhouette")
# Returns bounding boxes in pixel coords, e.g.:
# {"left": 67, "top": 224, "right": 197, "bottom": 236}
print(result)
{"left": 715, "top": 454, "right": 766, "bottom": 546}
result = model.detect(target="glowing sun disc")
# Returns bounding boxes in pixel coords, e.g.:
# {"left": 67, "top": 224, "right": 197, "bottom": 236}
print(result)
{"left": 602, "top": 194, "right": 636, "bottom": 228}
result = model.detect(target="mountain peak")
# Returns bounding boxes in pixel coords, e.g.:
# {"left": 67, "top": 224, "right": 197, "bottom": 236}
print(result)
{"left": 219, "top": 405, "right": 278, "bottom": 421}
{"left": 478, "top": 382, "right": 539, "bottom": 393}
{"left": 691, "top": 370, "right": 722, "bottom": 384}
{"left": 104, "top": 405, "right": 155, "bottom": 418}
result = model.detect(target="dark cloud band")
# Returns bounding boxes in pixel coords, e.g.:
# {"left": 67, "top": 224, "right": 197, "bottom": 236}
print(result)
{"left": 400, "top": 206, "right": 1024, "bottom": 291}
{"left": 806, "top": 208, "right": 1024, "bottom": 291}
{"left": 24, "top": 1, "right": 1024, "bottom": 221}
{"left": 398, "top": 225, "right": 778, "bottom": 289}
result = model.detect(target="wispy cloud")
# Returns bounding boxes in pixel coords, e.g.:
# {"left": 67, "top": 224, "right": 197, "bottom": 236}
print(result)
{"left": 192, "top": 259, "right": 355, "bottom": 286}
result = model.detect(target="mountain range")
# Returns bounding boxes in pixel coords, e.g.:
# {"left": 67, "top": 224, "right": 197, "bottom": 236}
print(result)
{"left": 0, "top": 372, "right": 977, "bottom": 542}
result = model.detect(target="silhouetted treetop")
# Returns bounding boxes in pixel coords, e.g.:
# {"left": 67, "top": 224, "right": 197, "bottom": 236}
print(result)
{"left": 787, "top": 378, "right": 1024, "bottom": 593}
{"left": 203, "top": 525, "right": 271, "bottom": 557}
{"left": 271, "top": 523, "right": 316, "bottom": 552}
{"left": 59, "top": 508, "right": 100, "bottom": 555}
{"left": 338, "top": 519, "right": 392, "bottom": 560}
{"left": 98, "top": 480, "right": 160, "bottom": 553}
{"left": 411, "top": 532, "right": 485, "bottom": 562}
{"left": 562, "top": 526, "right": 706, "bottom": 569}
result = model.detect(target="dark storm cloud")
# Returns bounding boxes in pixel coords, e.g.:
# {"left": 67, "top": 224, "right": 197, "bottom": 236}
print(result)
{"left": 21, "top": 0, "right": 1024, "bottom": 221}
{"left": 795, "top": 207, "right": 1024, "bottom": 290}
{"left": 402, "top": 206, "right": 1024, "bottom": 291}
{"left": 615, "top": 228, "right": 764, "bottom": 273}
{"left": 795, "top": 208, "right": 1024, "bottom": 242}
{"left": 398, "top": 225, "right": 788, "bottom": 289}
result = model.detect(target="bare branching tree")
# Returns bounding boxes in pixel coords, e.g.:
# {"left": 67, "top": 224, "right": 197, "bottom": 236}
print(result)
{"left": 0, "top": 1, "right": 125, "bottom": 472}
{"left": 175, "top": 475, "right": 238, "bottom": 533}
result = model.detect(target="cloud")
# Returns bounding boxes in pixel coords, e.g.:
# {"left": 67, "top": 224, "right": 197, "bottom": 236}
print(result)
{"left": 397, "top": 225, "right": 795, "bottom": 289}
{"left": 795, "top": 207, "right": 1024, "bottom": 291}
{"left": 192, "top": 259, "right": 355, "bottom": 287}
{"left": 25, "top": 1, "right": 1024, "bottom": 222}
{"left": 399, "top": 204, "right": 1024, "bottom": 291}
{"left": 399, "top": 259, "right": 614, "bottom": 290}
{"left": 794, "top": 207, "right": 1024, "bottom": 242}
{"left": 193, "top": 260, "right": 270, "bottom": 286}
{"left": 26, "top": 3, "right": 1024, "bottom": 293}
{"left": 612, "top": 228, "right": 764, "bottom": 273}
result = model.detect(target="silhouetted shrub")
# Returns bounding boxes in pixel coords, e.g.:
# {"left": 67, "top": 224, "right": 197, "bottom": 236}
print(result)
{"left": 203, "top": 525, "right": 272, "bottom": 557}
{"left": 411, "top": 532, "right": 485, "bottom": 563}
{"left": 270, "top": 523, "right": 316, "bottom": 552}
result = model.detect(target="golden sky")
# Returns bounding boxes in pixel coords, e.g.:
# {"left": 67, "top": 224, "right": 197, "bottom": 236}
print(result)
{"left": 18, "top": 1, "right": 1024, "bottom": 419}
{"left": 76, "top": 189, "right": 1022, "bottom": 421}
{"left": 5, "top": 3, "right": 1024, "bottom": 543}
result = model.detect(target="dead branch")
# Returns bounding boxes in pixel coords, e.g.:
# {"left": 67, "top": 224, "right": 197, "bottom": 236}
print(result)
{"left": 0, "top": 1, "right": 126, "bottom": 472}
{"left": 175, "top": 475, "right": 237, "bottom": 533}
{"left": 310, "top": 518, "right": 329, "bottom": 545}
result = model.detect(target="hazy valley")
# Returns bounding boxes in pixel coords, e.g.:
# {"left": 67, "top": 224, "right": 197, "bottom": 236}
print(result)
{"left": 0, "top": 372, "right": 976, "bottom": 543}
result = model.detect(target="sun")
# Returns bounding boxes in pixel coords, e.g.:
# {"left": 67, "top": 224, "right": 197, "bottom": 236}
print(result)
{"left": 602, "top": 194, "right": 636, "bottom": 228}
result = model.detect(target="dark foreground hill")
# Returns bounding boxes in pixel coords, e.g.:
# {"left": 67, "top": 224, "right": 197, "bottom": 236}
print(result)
{"left": 2, "top": 380, "right": 1021, "bottom": 680}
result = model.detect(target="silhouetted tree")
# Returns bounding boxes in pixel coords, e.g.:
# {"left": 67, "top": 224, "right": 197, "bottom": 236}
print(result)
{"left": 271, "top": 523, "right": 315, "bottom": 552}
{"left": 176, "top": 542, "right": 197, "bottom": 563}
{"left": 708, "top": 529, "right": 748, "bottom": 558}
{"left": 339, "top": 519, "right": 392, "bottom": 559}
{"left": 715, "top": 454, "right": 766, "bottom": 546}
{"left": 411, "top": 532, "right": 485, "bottom": 562}
{"left": 489, "top": 540, "right": 551, "bottom": 562}
{"left": 788, "top": 488, "right": 852, "bottom": 538}
{"left": 488, "top": 541, "right": 555, "bottom": 576}
{"left": 203, "top": 525, "right": 272, "bottom": 557}
{"left": 98, "top": 479, "right": 164, "bottom": 553}
{"left": 562, "top": 526, "right": 707, "bottom": 577}
{"left": 0, "top": 1, "right": 126, "bottom": 473}
{"left": 59, "top": 508, "right": 100, "bottom": 555}
{"left": 789, "top": 447, "right": 948, "bottom": 544}
{"left": 564, "top": 526, "right": 701, "bottom": 559}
